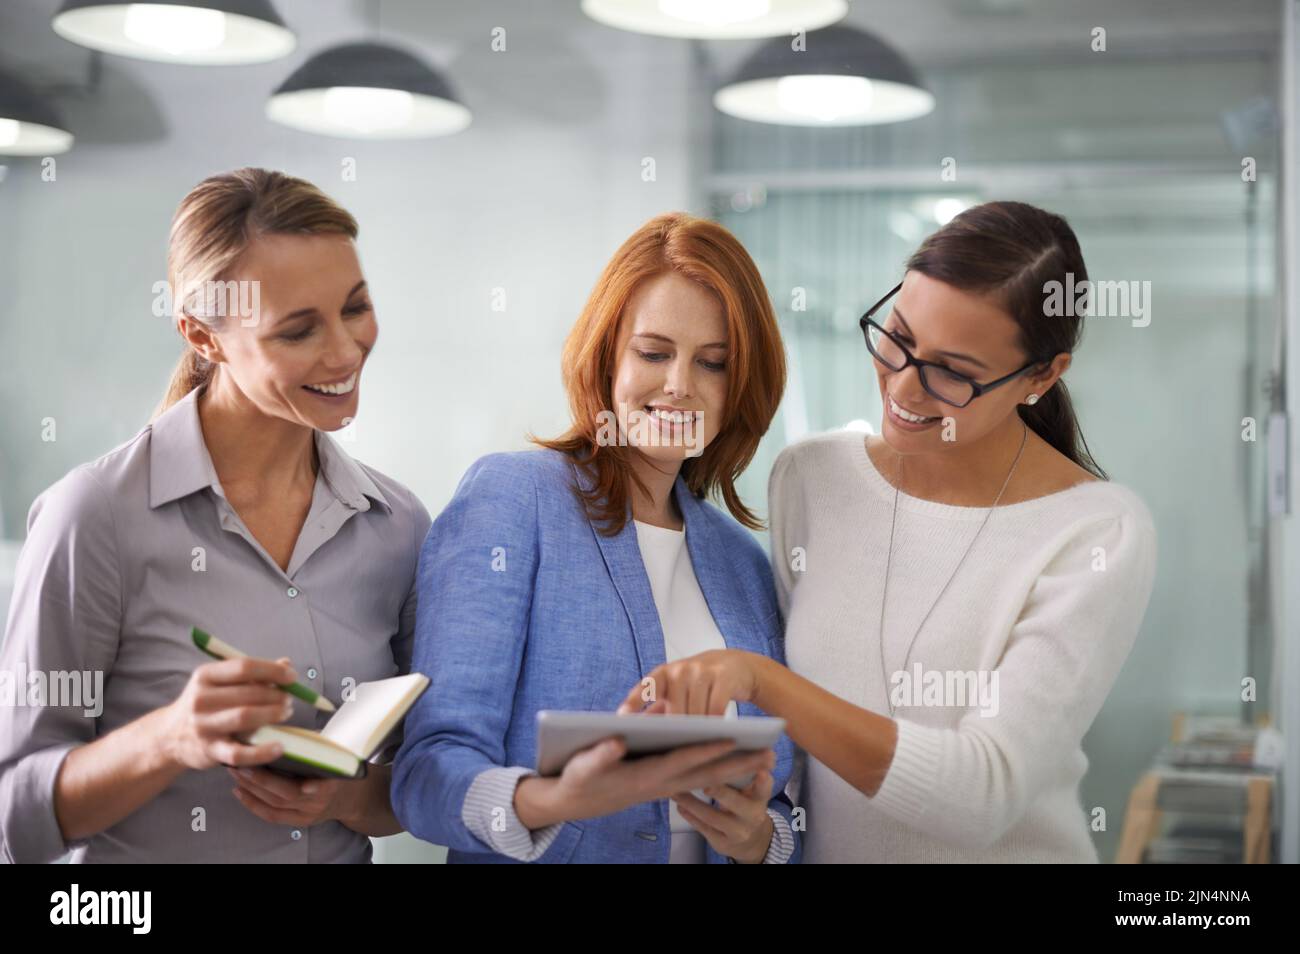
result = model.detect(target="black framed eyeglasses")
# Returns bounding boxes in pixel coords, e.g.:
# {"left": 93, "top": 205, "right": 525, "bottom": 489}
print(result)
{"left": 858, "top": 281, "right": 1045, "bottom": 409}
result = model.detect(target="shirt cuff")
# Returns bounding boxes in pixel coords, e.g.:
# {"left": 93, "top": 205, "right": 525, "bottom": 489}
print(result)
{"left": 461, "top": 765, "right": 564, "bottom": 862}
{"left": 2, "top": 743, "right": 87, "bottom": 863}
{"left": 867, "top": 717, "right": 943, "bottom": 828}
{"left": 761, "top": 805, "right": 795, "bottom": 864}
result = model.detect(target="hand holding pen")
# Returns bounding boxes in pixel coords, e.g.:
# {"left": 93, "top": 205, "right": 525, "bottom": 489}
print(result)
{"left": 191, "top": 627, "right": 335, "bottom": 713}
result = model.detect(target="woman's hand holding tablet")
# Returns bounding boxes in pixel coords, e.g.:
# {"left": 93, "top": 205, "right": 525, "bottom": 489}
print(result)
{"left": 612, "top": 655, "right": 786, "bottom": 862}
{"left": 520, "top": 692, "right": 786, "bottom": 862}
{"left": 518, "top": 736, "right": 774, "bottom": 827}
{"left": 515, "top": 703, "right": 777, "bottom": 857}
{"left": 535, "top": 707, "right": 784, "bottom": 781}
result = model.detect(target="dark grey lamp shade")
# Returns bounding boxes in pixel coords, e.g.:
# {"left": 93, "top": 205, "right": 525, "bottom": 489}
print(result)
{"left": 266, "top": 42, "right": 471, "bottom": 140}
{"left": 0, "top": 70, "right": 74, "bottom": 155}
{"left": 715, "top": 25, "right": 934, "bottom": 126}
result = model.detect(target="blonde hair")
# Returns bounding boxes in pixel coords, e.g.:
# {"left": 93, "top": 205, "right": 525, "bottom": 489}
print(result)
{"left": 152, "top": 168, "right": 359, "bottom": 420}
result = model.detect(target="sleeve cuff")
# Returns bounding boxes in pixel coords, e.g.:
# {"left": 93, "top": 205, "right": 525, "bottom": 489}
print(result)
{"left": 761, "top": 805, "right": 795, "bottom": 864}
{"left": 867, "top": 717, "right": 943, "bottom": 829}
{"left": 2, "top": 743, "right": 87, "bottom": 863}
{"left": 461, "top": 765, "right": 564, "bottom": 862}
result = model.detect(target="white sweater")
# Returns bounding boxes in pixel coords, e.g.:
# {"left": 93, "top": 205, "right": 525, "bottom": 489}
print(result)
{"left": 768, "top": 430, "right": 1157, "bottom": 863}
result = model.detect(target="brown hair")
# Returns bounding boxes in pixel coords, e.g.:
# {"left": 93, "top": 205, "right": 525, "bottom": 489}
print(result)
{"left": 534, "top": 212, "right": 786, "bottom": 534}
{"left": 906, "top": 200, "right": 1107, "bottom": 479}
{"left": 152, "top": 168, "right": 359, "bottom": 420}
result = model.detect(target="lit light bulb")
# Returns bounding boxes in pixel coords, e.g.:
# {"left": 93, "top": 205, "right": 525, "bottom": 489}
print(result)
{"left": 657, "top": 0, "right": 771, "bottom": 26}
{"left": 0, "top": 119, "right": 19, "bottom": 148}
{"left": 322, "top": 87, "right": 414, "bottom": 135}
{"left": 122, "top": 4, "right": 226, "bottom": 55}
{"left": 776, "top": 74, "right": 872, "bottom": 122}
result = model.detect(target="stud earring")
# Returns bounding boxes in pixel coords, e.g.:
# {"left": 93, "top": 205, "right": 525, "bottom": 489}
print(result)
{"left": 1025, "top": 393, "right": 1040, "bottom": 405}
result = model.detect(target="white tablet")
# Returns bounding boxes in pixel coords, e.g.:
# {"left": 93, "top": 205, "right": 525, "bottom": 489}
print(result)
{"left": 535, "top": 711, "right": 786, "bottom": 784}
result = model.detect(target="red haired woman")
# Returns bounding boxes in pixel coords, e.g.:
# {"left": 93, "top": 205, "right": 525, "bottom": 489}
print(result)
{"left": 392, "top": 212, "right": 801, "bottom": 864}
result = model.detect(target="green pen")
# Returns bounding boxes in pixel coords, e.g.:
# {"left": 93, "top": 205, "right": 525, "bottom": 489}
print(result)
{"left": 190, "top": 626, "right": 336, "bottom": 713}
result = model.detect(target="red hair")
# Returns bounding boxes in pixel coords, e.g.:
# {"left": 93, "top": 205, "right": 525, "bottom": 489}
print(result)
{"left": 534, "top": 212, "right": 786, "bottom": 535}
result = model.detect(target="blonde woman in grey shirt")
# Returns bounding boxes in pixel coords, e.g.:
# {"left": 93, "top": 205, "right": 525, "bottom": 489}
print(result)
{"left": 0, "top": 169, "right": 431, "bottom": 863}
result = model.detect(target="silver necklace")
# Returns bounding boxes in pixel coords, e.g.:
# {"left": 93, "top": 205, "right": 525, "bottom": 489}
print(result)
{"left": 876, "top": 421, "right": 1028, "bottom": 717}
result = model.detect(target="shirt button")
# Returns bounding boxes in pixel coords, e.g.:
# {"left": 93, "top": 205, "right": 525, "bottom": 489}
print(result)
{"left": 286, "top": 586, "right": 299, "bottom": 598}
{"left": 290, "top": 829, "right": 302, "bottom": 841}
{"left": 306, "top": 668, "right": 318, "bottom": 680}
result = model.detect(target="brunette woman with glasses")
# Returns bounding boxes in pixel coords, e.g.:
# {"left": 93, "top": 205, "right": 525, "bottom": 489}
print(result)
{"left": 618, "top": 200, "right": 1158, "bottom": 862}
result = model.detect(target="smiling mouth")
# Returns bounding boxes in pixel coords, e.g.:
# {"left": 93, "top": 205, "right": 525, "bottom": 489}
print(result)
{"left": 644, "top": 404, "right": 701, "bottom": 425}
{"left": 888, "top": 393, "right": 940, "bottom": 424}
{"left": 303, "top": 371, "right": 358, "bottom": 396}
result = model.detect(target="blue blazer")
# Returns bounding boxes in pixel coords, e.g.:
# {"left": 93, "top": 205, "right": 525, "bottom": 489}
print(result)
{"left": 391, "top": 449, "right": 800, "bottom": 863}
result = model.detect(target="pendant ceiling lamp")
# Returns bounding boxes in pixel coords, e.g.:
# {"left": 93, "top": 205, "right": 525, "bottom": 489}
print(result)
{"left": 715, "top": 25, "right": 934, "bottom": 126}
{"left": 51, "top": 0, "right": 295, "bottom": 65}
{"left": 581, "top": 0, "right": 847, "bottom": 39}
{"left": 266, "top": 42, "right": 471, "bottom": 140}
{"left": 0, "top": 70, "right": 74, "bottom": 155}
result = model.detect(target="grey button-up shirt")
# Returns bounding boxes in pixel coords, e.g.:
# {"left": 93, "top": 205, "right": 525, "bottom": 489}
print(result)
{"left": 0, "top": 386, "right": 430, "bottom": 862}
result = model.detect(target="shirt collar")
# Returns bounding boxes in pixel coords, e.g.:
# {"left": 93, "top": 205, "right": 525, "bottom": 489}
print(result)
{"left": 314, "top": 429, "right": 392, "bottom": 514}
{"left": 148, "top": 386, "right": 391, "bottom": 514}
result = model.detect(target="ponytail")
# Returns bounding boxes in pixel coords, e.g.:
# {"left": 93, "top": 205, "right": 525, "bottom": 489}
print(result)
{"left": 1017, "top": 379, "right": 1107, "bottom": 480}
{"left": 151, "top": 350, "right": 215, "bottom": 423}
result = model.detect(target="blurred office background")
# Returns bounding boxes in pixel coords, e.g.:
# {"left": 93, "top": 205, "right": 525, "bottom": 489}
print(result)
{"left": 0, "top": 0, "right": 1294, "bottom": 864}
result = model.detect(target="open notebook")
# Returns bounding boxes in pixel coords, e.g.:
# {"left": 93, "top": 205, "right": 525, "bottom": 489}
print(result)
{"left": 242, "top": 673, "right": 429, "bottom": 779}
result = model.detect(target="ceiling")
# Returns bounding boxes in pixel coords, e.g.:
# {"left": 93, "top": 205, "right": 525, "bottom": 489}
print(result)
{"left": 0, "top": 0, "right": 1281, "bottom": 88}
